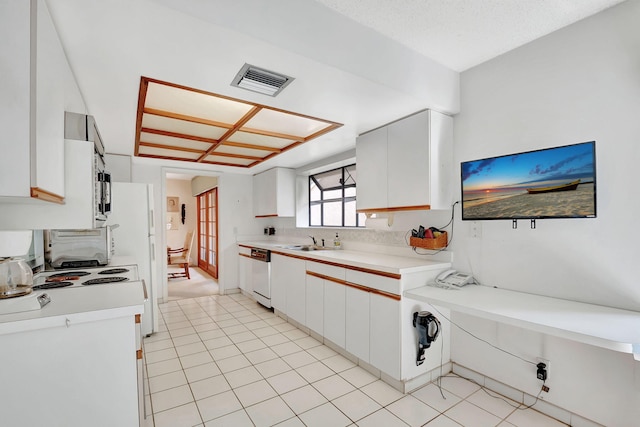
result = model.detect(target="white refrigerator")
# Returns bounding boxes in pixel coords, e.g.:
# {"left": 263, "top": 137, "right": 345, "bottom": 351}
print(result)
{"left": 106, "top": 182, "right": 158, "bottom": 336}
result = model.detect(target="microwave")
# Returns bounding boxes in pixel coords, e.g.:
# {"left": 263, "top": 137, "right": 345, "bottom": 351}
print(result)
{"left": 65, "top": 112, "right": 111, "bottom": 226}
{"left": 46, "top": 228, "right": 114, "bottom": 269}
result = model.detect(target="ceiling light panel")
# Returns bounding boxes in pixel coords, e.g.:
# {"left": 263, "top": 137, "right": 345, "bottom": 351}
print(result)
{"left": 138, "top": 145, "right": 202, "bottom": 160}
{"left": 246, "top": 109, "right": 330, "bottom": 136}
{"left": 146, "top": 82, "right": 252, "bottom": 123}
{"left": 138, "top": 132, "right": 212, "bottom": 152}
{"left": 229, "top": 131, "right": 297, "bottom": 149}
{"left": 203, "top": 155, "right": 255, "bottom": 166}
{"left": 141, "top": 114, "right": 229, "bottom": 140}
{"left": 214, "top": 145, "right": 276, "bottom": 158}
{"left": 135, "top": 77, "right": 342, "bottom": 167}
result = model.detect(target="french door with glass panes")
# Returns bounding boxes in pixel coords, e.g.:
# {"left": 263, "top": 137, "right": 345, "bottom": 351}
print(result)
{"left": 197, "top": 188, "right": 218, "bottom": 279}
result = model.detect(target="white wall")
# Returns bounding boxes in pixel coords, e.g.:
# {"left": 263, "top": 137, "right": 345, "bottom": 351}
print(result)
{"left": 165, "top": 178, "right": 197, "bottom": 266}
{"left": 451, "top": 1, "right": 640, "bottom": 425}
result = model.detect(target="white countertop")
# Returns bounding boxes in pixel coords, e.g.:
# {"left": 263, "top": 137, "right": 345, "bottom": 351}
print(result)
{"left": 405, "top": 284, "right": 640, "bottom": 359}
{"left": 239, "top": 241, "right": 450, "bottom": 275}
{"left": 0, "top": 281, "right": 145, "bottom": 336}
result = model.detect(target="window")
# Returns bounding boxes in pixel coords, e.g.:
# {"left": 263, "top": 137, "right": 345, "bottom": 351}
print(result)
{"left": 309, "top": 164, "right": 365, "bottom": 227}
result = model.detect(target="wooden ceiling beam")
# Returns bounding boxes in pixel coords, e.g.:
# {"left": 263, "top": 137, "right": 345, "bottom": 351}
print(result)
{"left": 197, "top": 106, "right": 262, "bottom": 162}
{"left": 221, "top": 140, "right": 282, "bottom": 153}
{"left": 143, "top": 108, "right": 234, "bottom": 129}
{"left": 138, "top": 141, "right": 205, "bottom": 154}
{"left": 140, "top": 127, "right": 218, "bottom": 145}
{"left": 239, "top": 126, "right": 304, "bottom": 141}
{"left": 203, "top": 151, "right": 264, "bottom": 161}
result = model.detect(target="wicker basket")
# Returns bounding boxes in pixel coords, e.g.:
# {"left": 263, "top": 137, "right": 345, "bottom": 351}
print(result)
{"left": 409, "top": 231, "right": 448, "bottom": 249}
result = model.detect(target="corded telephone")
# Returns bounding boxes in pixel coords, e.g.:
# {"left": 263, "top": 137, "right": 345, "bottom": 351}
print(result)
{"left": 435, "top": 269, "right": 474, "bottom": 287}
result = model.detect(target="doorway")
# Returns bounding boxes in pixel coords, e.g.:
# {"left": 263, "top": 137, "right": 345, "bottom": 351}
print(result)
{"left": 197, "top": 187, "right": 218, "bottom": 279}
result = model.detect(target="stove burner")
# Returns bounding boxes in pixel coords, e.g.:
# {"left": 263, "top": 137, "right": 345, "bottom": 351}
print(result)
{"left": 33, "top": 281, "right": 74, "bottom": 290}
{"left": 83, "top": 277, "right": 128, "bottom": 286}
{"left": 98, "top": 268, "right": 130, "bottom": 275}
{"left": 48, "top": 271, "right": 91, "bottom": 278}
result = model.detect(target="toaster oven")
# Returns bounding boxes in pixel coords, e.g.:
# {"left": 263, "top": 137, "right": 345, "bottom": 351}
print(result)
{"left": 46, "top": 228, "right": 114, "bottom": 269}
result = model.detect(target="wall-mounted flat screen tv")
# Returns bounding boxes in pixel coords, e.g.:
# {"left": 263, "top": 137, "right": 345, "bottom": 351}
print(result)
{"left": 461, "top": 141, "right": 596, "bottom": 220}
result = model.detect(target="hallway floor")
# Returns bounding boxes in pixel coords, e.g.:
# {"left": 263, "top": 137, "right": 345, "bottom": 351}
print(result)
{"left": 143, "top": 293, "right": 567, "bottom": 426}
{"left": 167, "top": 266, "right": 219, "bottom": 300}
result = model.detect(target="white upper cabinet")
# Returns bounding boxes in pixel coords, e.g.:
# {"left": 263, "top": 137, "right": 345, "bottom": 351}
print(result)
{"left": 253, "top": 167, "right": 296, "bottom": 217}
{"left": 354, "top": 126, "right": 387, "bottom": 211}
{"left": 356, "top": 110, "right": 453, "bottom": 212}
{"left": 0, "top": 0, "right": 85, "bottom": 203}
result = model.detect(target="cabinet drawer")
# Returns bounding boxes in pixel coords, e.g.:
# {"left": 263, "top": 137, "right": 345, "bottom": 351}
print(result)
{"left": 238, "top": 246, "right": 251, "bottom": 256}
{"left": 306, "top": 261, "right": 345, "bottom": 280}
{"left": 346, "top": 270, "right": 399, "bottom": 295}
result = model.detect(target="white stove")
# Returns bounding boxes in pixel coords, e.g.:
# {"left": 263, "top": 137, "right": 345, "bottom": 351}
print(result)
{"left": 33, "top": 264, "right": 139, "bottom": 290}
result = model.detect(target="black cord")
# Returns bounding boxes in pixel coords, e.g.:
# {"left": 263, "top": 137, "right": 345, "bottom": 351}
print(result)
{"left": 429, "top": 304, "right": 537, "bottom": 367}
{"left": 410, "top": 201, "right": 460, "bottom": 256}
{"left": 434, "top": 373, "right": 546, "bottom": 410}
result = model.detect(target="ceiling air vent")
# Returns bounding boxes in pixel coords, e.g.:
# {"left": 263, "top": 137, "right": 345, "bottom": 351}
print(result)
{"left": 231, "top": 63, "right": 294, "bottom": 97}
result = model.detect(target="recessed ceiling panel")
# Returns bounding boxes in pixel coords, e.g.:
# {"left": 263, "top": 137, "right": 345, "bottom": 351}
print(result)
{"left": 228, "top": 131, "right": 297, "bottom": 149}
{"left": 138, "top": 145, "right": 202, "bottom": 160}
{"left": 146, "top": 81, "right": 252, "bottom": 124}
{"left": 202, "top": 155, "right": 255, "bottom": 166}
{"left": 215, "top": 144, "right": 275, "bottom": 158}
{"left": 135, "top": 77, "right": 342, "bottom": 167}
{"left": 139, "top": 132, "right": 212, "bottom": 152}
{"left": 141, "top": 114, "right": 228, "bottom": 140}
{"left": 245, "top": 109, "right": 330, "bottom": 137}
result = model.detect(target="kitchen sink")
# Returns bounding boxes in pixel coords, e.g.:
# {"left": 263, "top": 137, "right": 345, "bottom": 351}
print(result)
{"left": 283, "top": 244, "right": 328, "bottom": 251}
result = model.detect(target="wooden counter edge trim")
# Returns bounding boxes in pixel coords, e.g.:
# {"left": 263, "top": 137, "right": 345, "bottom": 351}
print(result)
{"left": 305, "top": 271, "right": 401, "bottom": 301}
{"left": 238, "top": 253, "right": 252, "bottom": 259}
{"left": 31, "top": 187, "right": 64, "bottom": 204}
{"left": 274, "top": 250, "right": 401, "bottom": 280}
{"left": 357, "top": 205, "right": 430, "bottom": 214}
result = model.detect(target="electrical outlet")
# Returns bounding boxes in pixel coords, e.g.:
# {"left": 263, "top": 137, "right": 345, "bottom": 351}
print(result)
{"left": 536, "top": 357, "right": 550, "bottom": 380}
{"left": 470, "top": 221, "right": 482, "bottom": 238}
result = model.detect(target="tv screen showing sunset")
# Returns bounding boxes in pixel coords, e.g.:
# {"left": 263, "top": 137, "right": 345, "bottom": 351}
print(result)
{"left": 461, "top": 141, "right": 596, "bottom": 220}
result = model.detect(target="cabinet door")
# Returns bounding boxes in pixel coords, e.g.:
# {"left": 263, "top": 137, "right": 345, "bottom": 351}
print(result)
{"left": 238, "top": 253, "right": 252, "bottom": 293}
{"left": 253, "top": 170, "right": 276, "bottom": 217}
{"left": 355, "top": 126, "right": 388, "bottom": 211}
{"left": 387, "top": 110, "right": 429, "bottom": 208}
{"left": 34, "top": 0, "right": 66, "bottom": 198}
{"left": 0, "top": 1, "right": 31, "bottom": 198}
{"left": 345, "top": 286, "right": 369, "bottom": 362}
{"left": 369, "top": 293, "right": 401, "bottom": 379}
{"left": 270, "top": 254, "right": 287, "bottom": 311}
{"left": 305, "top": 274, "right": 324, "bottom": 336}
{"left": 323, "top": 279, "right": 346, "bottom": 348}
{"left": 284, "top": 256, "right": 306, "bottom": 325}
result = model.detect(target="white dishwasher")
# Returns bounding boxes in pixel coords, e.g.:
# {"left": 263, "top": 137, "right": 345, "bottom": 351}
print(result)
{"left": 251, "top": 248, "right": 271, "bottom": 308}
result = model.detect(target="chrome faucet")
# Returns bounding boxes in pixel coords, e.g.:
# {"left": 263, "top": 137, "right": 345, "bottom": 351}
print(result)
{"left": 308, "top": 235, "right": 317, "bottom": 246}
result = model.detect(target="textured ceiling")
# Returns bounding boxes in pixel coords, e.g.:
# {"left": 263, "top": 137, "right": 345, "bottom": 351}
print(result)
{"left": 313, "top": 0, "right": 627, "bottom": 71}
{"left": 46, "top": 0, "right": 627, "bottom": 173}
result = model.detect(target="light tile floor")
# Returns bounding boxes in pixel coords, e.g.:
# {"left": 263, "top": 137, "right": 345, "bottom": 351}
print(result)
{"left": 143, "top": 293, "right": 567, "bottom": 427}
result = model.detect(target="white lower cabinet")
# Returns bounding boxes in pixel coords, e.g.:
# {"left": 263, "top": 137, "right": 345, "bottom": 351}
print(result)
{"left": 238, "top": 247, "right": 252, "bottom": 293}
{"left": 270, "top": 253, "right": 287, "bottom": 312}
{"left": 370, "top": 293, "right": 401, "bottom": 379}
{"left": 0, "top": 315, "right": 140, "bottom": 426}
{"left": 305, "top": 274, "right": 324, "bottom": 336}
{"left": 285, "top": 257, "right": 306, "bottom": 325}
{"left": 323, "top": 279, "right": 346, "bottom": 348}
{"left": 345, "top": 286, "right": 370, "bottom": 363}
